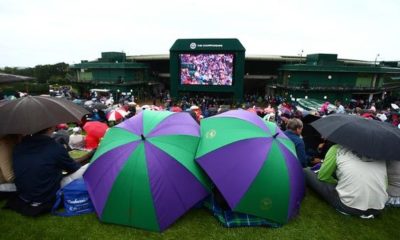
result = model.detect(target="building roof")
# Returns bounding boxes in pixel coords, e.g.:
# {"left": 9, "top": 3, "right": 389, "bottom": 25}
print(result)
{"left": 0, "top": 73, "right": 34, "bottom": 84}
{"left": 127, "top": 54, "right": 169, "bottom": 61}
{"left": 71, "top": 62, "right": 149, "bottom": 69}
{"left": 126, "top": 53, "right": 376, "bottom": 66}
{"left": 127, "top": 54, "right": 304, "bottom": 62}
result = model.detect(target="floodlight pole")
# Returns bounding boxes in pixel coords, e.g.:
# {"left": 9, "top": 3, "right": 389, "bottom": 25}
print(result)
{"left": 299, "top": 49, "right": 304, "bottom": 64}
{"left": 374, "top": 54, "right": 380, "bottom": 66}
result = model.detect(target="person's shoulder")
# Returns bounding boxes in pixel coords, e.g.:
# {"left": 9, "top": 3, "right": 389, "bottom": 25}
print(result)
{"left": 284, "top": 130, "right": 299, "bottom": 141}
{"left": 284, "top": 130, "right": 297, "bottom": 137}
{"left": 44, "top": 137, "right": 68, "bottom": 152}
{"left": 283, "top": 130, "right": 292, "bottom": 139}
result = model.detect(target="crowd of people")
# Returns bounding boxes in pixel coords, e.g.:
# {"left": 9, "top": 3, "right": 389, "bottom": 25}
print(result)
{"left": 180, "top": 54, "right": 234, "bottom": 85}
{"left": 163, "top": 95, "right": 400, "bottom": 220}
{"left": 0, "top": 93, "right": 399, "bottom": 223}
{"left": 268, "top": 99, "right": 400, "bottom": 218}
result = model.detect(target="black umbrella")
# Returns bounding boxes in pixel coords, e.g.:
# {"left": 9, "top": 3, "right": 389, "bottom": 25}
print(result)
{"left": 302, "top": 113, "right": 321, "bottom": 125}
{"left": 92, "top": 102, "right": 108, "bottom": 110}
{"left": 0, "top": 95, "right": 89, "bottom": 135}
{"left": 0, "top": 99, "right": 7, "bottom": 107}
{"left": 0, "top": 73, "right": 34, "bottom": 84}
{"left": 83, "top": 105, "right": 94, "bottom": 113}
{"left": 311, "top": 114, "right": 400, "bottom": 161}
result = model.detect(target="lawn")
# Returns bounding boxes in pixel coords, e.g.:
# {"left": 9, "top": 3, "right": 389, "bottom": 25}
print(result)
{"left": 1, "top": 188, "right": 399, "bottom": 240}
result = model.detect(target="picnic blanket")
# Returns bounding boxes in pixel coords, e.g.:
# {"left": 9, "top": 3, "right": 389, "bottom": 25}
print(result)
{"left": 203, "top": 195, "right": 282, "bottom": 228}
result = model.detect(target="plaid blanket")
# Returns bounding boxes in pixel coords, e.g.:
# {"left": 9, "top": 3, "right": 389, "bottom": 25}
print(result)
{"left": 204, "top": 196, "right": 282, "bottom": 228}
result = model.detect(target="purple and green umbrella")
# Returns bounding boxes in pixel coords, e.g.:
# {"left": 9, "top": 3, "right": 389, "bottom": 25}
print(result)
{"left": 83, "top": 110, "right": 210, "bottom": 232}
{"left": 196, "top": 110, "right": 305, "bottom": 224}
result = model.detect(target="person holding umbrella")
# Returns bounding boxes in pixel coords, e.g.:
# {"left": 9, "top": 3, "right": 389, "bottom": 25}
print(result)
{"left": 307, "top": 113, "right": 400, "bottom": 214}
{"left": 4, "top": 126, "right": 90, "bottom": 217}
{"left": 0, "top": 95, "right": 92, "bottom": 210}
{"left": 304, "top": 144, "right": 388, "bottom": 218}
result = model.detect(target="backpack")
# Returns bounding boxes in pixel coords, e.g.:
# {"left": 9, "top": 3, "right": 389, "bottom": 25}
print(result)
{"left": 52, "top": 178, "right": 94, "bottom": 216}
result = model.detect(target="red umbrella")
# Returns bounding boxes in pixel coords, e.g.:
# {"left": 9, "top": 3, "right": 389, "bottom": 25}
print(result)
{"left": 246, "top": 107, "right": 257, "bottom": 114}
{"left": 171, "top": 106, "right": 182, "bottom": 112}
{"left": 83, "top": 121, "right": 109, "bottom": 139}
{"left": 83, "top": 121, "right": 109, "bottom": 149}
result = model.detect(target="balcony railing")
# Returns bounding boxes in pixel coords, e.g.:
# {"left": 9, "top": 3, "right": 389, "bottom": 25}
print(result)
{"left": 274, "top": 83, "right": 380, "bottom": 91}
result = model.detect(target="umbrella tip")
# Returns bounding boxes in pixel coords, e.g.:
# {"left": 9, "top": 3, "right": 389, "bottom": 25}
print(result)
{"left": 141, "top": 134, "right": 146, "bottom": 141}
{"left": 273, "top": 132, "right": 279, "bottom": 138}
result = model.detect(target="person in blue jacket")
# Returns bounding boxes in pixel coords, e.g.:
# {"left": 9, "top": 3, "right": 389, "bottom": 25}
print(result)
{"left": 284, "top": 118, "right": 312, "bottom": 168}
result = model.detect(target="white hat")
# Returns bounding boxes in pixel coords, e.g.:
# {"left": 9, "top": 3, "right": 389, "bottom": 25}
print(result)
{"left": 73, "top": 127, "right": 81, "bottom": 133}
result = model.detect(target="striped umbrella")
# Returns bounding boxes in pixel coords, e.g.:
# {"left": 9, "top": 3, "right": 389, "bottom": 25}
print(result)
{"left": 196, "top": 109, "right": 305, "bottom": 224}
{"left": 84, "top": 110, "right": 210, "bottom": 231}
{"left": 106, "top": 109, "right": 128, "bottom": 121}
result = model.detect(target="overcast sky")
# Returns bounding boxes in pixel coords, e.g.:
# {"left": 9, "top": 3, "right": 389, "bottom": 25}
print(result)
{"left": 1, "top": 0, "right": 399, "bottom": 67}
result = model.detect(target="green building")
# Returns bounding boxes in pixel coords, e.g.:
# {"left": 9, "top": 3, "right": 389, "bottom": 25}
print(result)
{"left": 71, "top": 52, "right": 151, "bottom": 97}
{"left": 274, "top": 54, "right": 400, "bottom": 103}
{"left": 70, "top": 48, "right": 400, "bottom": 105}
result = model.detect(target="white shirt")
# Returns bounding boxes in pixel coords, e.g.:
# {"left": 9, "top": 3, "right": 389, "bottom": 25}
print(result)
{"left": 336, "top": 105, "right": 345, "bottom": 114}
{"left": 336, "top": 147, "right": 388, "bottom": 210}
{"left": 69, "top": 134, "right": 85, "bottom": 149}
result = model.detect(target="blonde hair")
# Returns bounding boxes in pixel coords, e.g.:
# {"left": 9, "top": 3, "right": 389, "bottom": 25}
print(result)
{"left": 286, "top": 118, "right": 303, "bottom": 131}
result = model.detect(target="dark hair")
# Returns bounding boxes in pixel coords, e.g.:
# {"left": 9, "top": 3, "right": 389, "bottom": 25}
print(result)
{"left": 188, "top": 111, "right": 199, "bottom": 124}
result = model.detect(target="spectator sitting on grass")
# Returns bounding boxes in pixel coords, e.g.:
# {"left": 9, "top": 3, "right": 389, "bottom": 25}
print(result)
{"left": 5, "top": 126, "right": 91, "bottom": 217}
{"left": 304, "top": 144, "right": 388, "bottom": 218}
{"left": 284, "top": 118, "right": 313, "bottom": 168}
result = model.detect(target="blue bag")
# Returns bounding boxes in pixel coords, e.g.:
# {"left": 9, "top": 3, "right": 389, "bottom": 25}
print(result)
{"left": 52, "top": 178, "right": 94, "bottom": 216}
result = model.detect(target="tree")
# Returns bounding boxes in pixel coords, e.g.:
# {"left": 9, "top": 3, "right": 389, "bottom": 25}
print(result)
{"left": 1, "top": 62, "right": 70, "bottom": 84}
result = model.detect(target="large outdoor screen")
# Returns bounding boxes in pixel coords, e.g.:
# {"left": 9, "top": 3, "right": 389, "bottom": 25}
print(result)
{"left": 179, "top": 53, "right": 234, "bottom": 86}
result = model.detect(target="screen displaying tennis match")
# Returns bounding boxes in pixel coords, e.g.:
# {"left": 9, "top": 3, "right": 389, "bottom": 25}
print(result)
{"left": 179, "top": 53, "right": 234, "bottom": 86}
